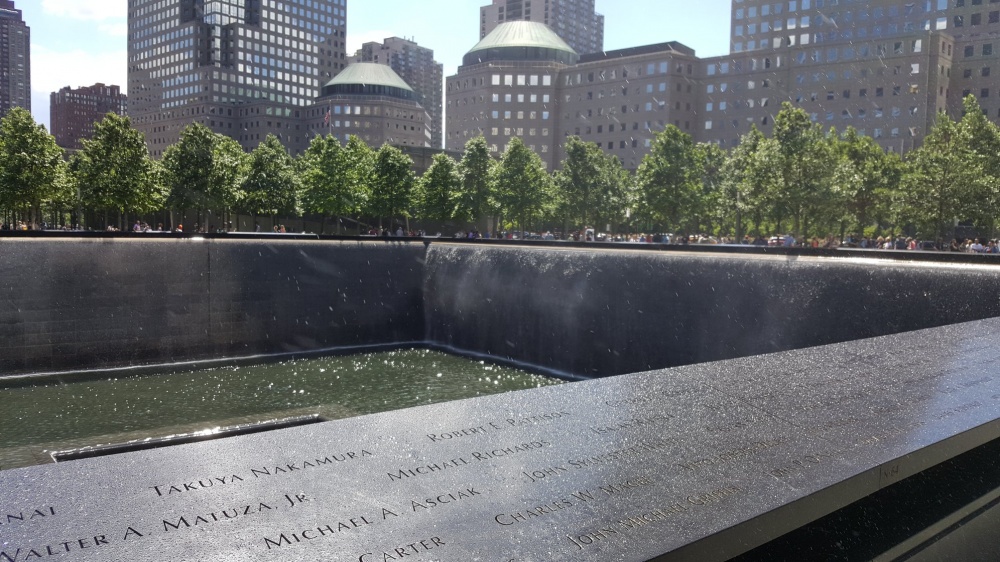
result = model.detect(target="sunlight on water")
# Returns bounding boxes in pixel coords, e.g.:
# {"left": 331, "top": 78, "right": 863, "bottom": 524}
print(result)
{"left": 0, "top": 349, "right": 562, "bottom": 471}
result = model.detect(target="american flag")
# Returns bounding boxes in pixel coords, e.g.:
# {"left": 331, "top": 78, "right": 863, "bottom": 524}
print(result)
{"left": 324, "top": 109, "right": 331, "bottom": 126}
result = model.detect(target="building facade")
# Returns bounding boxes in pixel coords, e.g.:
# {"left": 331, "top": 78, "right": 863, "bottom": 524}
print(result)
{"left": 557, "top": 44, "right": 703, "bottom": 170}
{"left": 698, "top": 0, "right": 1000, "bottom": 152}
{"left": 50, "top": 84, "right": 129, "bottom": 151}
{"left": 127, "top": 0, "right": 348, "bottom": 158}
{"left": 480, "top": 0, "right": 604, "bottom": 55}
{"left": 350, "top": 37, "right": 443, "bottom": 149}
{"left": 455, "top": 2, "right": 1000, "bottom": 170}
{"left": 0, "top": 0, "right": 29, "bottom": 117}
{"left": 448, "top": 22, "right": 704, "bottom": 170}
{"left": 304, "top": 63, "right": 429, "bottom": 149}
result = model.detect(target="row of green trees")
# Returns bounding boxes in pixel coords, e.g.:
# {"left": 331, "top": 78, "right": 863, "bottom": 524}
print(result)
{"left": 1, "top": 97, "right": 998, "bottom": 239}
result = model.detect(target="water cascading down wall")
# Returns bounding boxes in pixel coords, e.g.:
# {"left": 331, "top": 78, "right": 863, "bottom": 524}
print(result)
{"left": 4, "top": 237, "right": 1000, "bottom": 378}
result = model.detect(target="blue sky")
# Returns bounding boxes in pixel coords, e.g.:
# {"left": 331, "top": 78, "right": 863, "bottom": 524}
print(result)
{"left": 23, "top": 0, "right": 732, "bottom": 130}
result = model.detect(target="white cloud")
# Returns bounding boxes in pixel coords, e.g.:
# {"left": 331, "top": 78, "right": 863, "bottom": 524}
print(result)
{"left": 99, "top": 22, "right": 129, "bottom": 37}
{"left": 30, "top": 45, "right": 128, "bottom": 129}
{"left": 347, "top": 29, "right": 396, "bottom": 57}
{"left": 32, "top": 45, "right": 128, "bottom": 95}
{"left": 41, "top": 0, "right": 126, "bottom": 22}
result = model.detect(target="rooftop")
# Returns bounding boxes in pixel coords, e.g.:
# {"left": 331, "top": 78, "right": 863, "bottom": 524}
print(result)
{"left": 463, "top": 21, "right": 579, "bottom": 66}
{"left": 325, "top": 63, "right": 413, "bottom": 92}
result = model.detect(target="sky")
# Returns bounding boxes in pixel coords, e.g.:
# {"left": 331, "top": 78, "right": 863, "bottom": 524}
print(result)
{"left": 22, "top": 0, "right": 732, "bottom": 131}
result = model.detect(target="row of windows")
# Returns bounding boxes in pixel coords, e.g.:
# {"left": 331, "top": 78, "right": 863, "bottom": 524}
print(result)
{"left": 963, "top": 43, "right": 996, "bottom": 56}
{"left": 735, "top": 0, "right": 813, "bottom": 19}
{"left": 563, "top": 61, "right": 694, "bottom": 85}
{"left": 952, "top": 11, "right": 1000, "bottom": 26}
{"left": 489, "top": 127, "right": 551, "bottom": 137}
{"left": 488, "top": 110, "right": 552, "bottom": 120}
{"left": 315, "top": 120, "right": 421, "bottom": 132}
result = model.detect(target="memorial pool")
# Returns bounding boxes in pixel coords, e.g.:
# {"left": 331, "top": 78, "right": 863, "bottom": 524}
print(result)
{"left": 0, "top": 349, "right": 561, "bottom": 471}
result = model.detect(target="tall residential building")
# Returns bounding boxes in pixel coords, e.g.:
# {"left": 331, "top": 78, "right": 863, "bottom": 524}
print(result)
{"left": 350, "top": 37, "right": 443, "bottom": 148}
{"left": 480, "top": 0, "right": 604, "bottom": 55}
{"left": 0, "top": 0, "right": 29, "bottom": 117}
{"left": 50, "top": 84, "right": 128, "bottom": 151}
{"left": 127, "top": 0, "right": 348, "bottom": 158}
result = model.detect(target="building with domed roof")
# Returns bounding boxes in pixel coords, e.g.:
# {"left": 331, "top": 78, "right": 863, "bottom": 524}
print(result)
{"left": 447, "top": 21, "right": 703, "bottom": 170}
{"left": 447, "top": 21, "right": 578, "bottom": 169}
{"left": 305, "top": 62, "right": 430, "bottom": 149}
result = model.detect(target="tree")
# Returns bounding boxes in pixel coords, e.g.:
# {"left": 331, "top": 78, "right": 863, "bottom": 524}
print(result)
{"left": 299, "top": 135, "right": 356, "bottom": 233}
{"left": 695, "top": 142, "right": 726, "bottom": 234}
{"left": 367, "top": 144, "right": 414, "bottom": 230}
{"left": 416, "top": 153, "right": 462, "bottom": 225}
{"left": 958, "top": 95, "right": 1000, "bottom": 237}
{"left": 211, "top": 134, "right": 250, "bottom": 222}
{"left": 163, "top": 125, "right": 247, "bottom": 229}
{"left": 239, "top": 134, "right": 299, "bottom": 224}
{"left": 636, "top": 125, "right": 702, "bottom": 232}
{"left": 833, "top": 127, "right": 901, "bottom": 238}
{"left": 0, "top": 107, "right": 65, "bottom": 227}
{"left": 46, "top": 159, "right": 78, "bottom": 228}
{"left": 555, "top": 136, "right": 606, "bottom": 230}
{"left": 592, "top": 155, "right": 635, "bottom": 235}
{"left": 76, "top": 113, "right": 162, "bottom": 228}
{"left": 554, "top": 136, "right": 633, "bottom": 235}
{"left": 493, "top": 137, "right": 552, "bottom": 233}
{"left": 456, "top": 136, "right": 496, "bottom": 232}
{"left": 342, "top": 136, "right": 375, "bottom": 231}
{"left": 900, "top": 111, "right": 984, "bottom": 241}
{"left": 162, "top": 123, "right": 215, "bottom": 214}
{"left": 769, "top": 103, "right": 836, "bottom": 236}
{"left": 719, "top": 126, "right": 772, "bottom": 238}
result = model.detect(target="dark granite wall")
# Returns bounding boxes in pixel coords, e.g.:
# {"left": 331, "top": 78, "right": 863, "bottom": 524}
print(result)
{"left": 0, "top": 239, "right": 425, "bottom": 375}
{"left": 424, "top": 245, "right": 1000, "bottom": 376}
{"left": 5, "top": 239, "right": 1000, "bottom": 378}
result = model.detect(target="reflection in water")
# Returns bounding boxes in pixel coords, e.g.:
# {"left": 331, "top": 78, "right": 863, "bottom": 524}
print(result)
{"left": 0, "top": 349, "right": 562, "bottom": 471}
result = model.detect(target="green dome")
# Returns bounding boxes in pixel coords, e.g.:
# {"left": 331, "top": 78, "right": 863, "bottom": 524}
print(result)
{"left": 464, "top": 21, "right": 579, "bottom": 66}
{"left": 321, "top": 63, "right": 415, "bottom": 100}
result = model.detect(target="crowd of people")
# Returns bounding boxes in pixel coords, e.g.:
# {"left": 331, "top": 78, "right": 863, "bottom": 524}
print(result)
{"left": 442, "top": 229, "right": 1000, "bottom": 254}
{"left": 4, "top": 219, "right": 1000, "bottom": 254}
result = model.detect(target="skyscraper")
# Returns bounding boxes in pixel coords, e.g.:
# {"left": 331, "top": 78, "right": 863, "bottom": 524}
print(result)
{"left": 127, "top": 0, "right": 347, "bottom": 158}
{"left": 50, "top": 84, "right": 128, "bottom": 151}
{"left": 0, "top": 0, "right": 29, "bottom": 117}
{"left": 480, "top": 0, "right": 604, "bottom": 55}
{"left": 698, "top": 0, "right": 1000, "bottom": 152}
{"left": 350, "top": 37, "right": 444, "bottom": 149}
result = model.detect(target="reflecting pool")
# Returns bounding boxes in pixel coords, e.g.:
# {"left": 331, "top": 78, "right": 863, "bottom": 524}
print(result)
{"left": 0, "top": 349, "right": 562, "bottom": 471}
